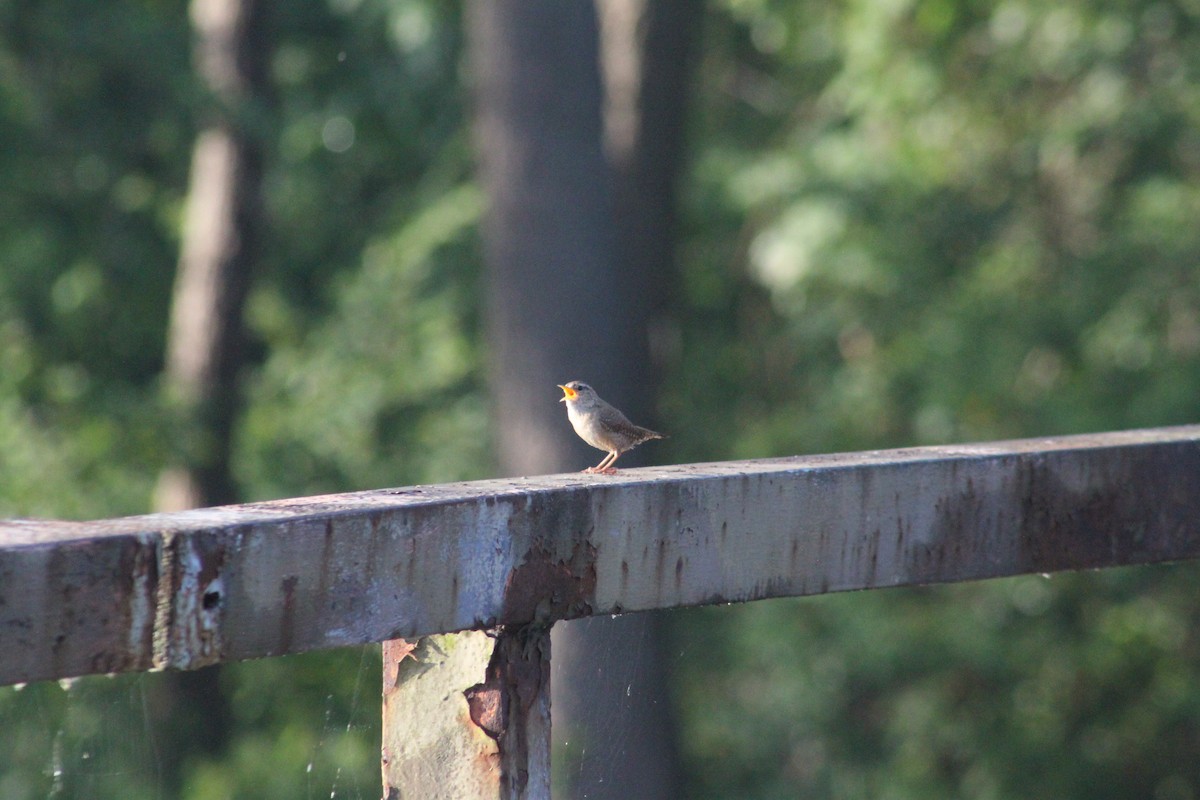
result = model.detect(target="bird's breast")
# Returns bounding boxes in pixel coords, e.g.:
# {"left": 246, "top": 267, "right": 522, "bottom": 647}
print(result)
{"left": 566, "top": 405, "right": 615, "bottom": 451}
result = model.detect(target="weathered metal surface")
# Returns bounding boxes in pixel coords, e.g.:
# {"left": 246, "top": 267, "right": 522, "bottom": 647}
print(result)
{"left": 3, "top": 426, "right": 1200, "bottom": 687}
{"left": 381, "top": 628, "right": 551, "bottom": 800}
{"left": 381, "top": 633, "right": 498, "bottom": 799}
{"left": 464, "top": 626, "right": 552, "bottom": 799}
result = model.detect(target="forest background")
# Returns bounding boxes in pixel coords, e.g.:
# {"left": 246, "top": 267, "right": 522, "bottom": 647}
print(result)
{"left": 2, "top": 0, "right": 1200, "bottom": 798}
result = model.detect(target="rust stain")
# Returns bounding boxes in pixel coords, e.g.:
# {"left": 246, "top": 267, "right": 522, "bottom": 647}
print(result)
{"left": 404, "top": 535, "right": 417, "bottom": 589}
{"left": 465, "top": 683, "right": 505, "bottom": 739}
{"left": 653, "top": 538, "right": 669, "bottom": 604}
{"left": 500, "top": 539, "right": 597, "bottom": 625}
{"left": 921, "top": 441, "right": 1200, "bottom": 582}
{"left": 381, "top": 637, "right": 418, "bottom": 690}
{"left": 316, "top": 520, "right": 336, "bottom": 611}
{"left": 463, "top": 625, "right": 550, "bottom": 797}
{"left": 280, "top": 575, "right": 298, "bottom": 654}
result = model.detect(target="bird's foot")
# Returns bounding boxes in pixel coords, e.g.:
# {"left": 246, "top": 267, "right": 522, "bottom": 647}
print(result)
{"left": 582, "top": 467, "right": 620, "bottom": 475}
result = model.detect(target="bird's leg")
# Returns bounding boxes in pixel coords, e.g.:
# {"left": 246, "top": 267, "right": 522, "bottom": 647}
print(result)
{"left": 596, "top": 452, "right": 621, "bottom": 475}
{"left": 585, "top": 451, "right": 619, "bottom": 474}
{"left": 584, "top": 454, "right": 609, "bottom": 473}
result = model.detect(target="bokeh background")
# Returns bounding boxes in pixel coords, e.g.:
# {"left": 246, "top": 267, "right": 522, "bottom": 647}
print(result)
{"left": 2, "top": 0, "right": 1200, "bottom": 798}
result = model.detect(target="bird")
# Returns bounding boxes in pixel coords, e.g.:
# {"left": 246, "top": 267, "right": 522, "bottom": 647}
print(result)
{"left": 557, "top": 381, "right": 665, "bottom": 474}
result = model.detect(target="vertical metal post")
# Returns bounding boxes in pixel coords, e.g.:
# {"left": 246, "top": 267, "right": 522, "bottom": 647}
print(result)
{"left": 381, "top": 626, "right": 552, "bottom": 800}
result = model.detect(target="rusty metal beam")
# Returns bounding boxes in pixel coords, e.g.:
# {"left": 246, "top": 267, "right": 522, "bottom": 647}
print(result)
{"left": 3, "top": 426, "right": 1200, "bottom": 688}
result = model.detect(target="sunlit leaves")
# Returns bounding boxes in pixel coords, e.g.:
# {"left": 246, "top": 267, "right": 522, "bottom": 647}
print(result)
{"left": 674, "top": 0, "right": 1200, "bottom": 460}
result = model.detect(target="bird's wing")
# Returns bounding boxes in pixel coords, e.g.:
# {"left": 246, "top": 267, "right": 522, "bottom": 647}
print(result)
{"left": 599, "top": 406, "right": 664, "bottom": 445}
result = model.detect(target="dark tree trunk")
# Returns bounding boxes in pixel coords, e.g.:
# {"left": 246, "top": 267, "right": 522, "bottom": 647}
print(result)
{"left": 467, "top": 1, "right": 695, "bottom": 797}
{"left": 601, "top": 0, "right": 694, "bottom": 361}
{"left": 150, "top": 0, "right": 269, "bottom": 791}
{"left": 468, "top": 0, "right": 627, "bottom": 478}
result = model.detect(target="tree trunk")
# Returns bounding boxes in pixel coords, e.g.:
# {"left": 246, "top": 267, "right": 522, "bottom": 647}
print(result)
{"left": 468, "top": 0, "right": 626, "bottom": 478}
{"left": 467, "top": 1, "right": 695, "bottom": 797}
{"left": 601, "top": 0, "right": 694, "bottom": 358}
{"left": 150, "top": 0, "right": 269, "bottom": 791}
{"left": 155, "top": 0, "right": 267, "bottom": 513}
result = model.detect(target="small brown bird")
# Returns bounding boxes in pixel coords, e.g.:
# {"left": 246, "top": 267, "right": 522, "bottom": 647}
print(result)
{"left": 558, "top": 381, "right": 665, "bottom": 474}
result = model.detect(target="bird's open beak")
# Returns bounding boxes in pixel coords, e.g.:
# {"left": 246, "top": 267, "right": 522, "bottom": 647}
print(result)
{"left": 557, "top": 384, "right": 577, "bottom": 403}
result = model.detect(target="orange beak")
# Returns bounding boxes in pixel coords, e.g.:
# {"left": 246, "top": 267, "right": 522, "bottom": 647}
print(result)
{"left": 558, "top": 384, "right": 577, "bottom": 403}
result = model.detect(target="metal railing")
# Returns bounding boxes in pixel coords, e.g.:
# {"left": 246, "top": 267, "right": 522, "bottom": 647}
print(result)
{"left": 3, "top": 426, "right": 1199, "bottom": 798}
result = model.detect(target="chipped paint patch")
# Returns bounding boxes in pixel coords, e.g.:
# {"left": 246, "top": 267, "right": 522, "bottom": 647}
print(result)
{"left": 502, "top": 541, "right": 597, "bottom": 625}
{"left": 126, "top": 535, "right": 158, "bottom": 658}
{"left": 154, "top": 531, "right": 227, "bottom": 670}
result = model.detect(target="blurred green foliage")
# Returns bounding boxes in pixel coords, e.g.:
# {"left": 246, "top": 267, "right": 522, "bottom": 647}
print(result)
{"left": 672, "top": 0, "right": 1200, "bottom": 463}
{"left": 677, "top": 566, "right": 1200, "bottom": 799}
{"left": 1, "top": 0, "right": 1199, "bottom": 797}
{"left": 672, "top": 1, "right": 1200, "bottom": 797}
{"left": 0, "top": 649, "right": 377, "bottom": 800}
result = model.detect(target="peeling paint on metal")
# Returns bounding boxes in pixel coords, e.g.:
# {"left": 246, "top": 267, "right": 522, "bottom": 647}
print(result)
{"left": 381, "top": 632, "right": 502, "bottom": 798}
{"left": 126, "top": 535, "right": 157, "bottom": 659}
{"left": 462, "top": 625, "right": 552, "bottom": 798}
